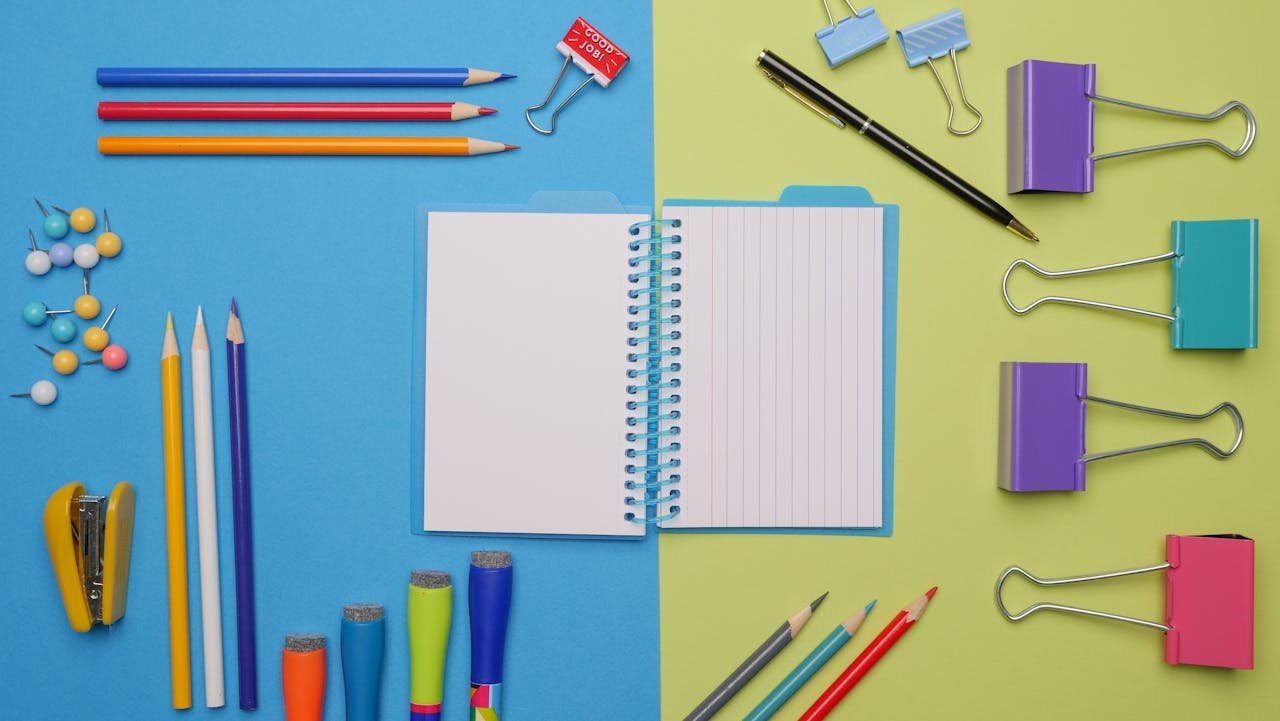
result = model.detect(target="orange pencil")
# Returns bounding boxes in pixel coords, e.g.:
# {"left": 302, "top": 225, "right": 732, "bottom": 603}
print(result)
{"left": 98, "top": 136, "right": 518, "bottom": 156}
{"left": 797, "top": 587, "right": 937, "bottom": 721}
{"left": 161, "top": 313, "right": 193, "bottom": 709}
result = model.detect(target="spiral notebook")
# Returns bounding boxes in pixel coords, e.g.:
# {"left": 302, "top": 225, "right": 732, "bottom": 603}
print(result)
{"left": 410, "top": 186, "right": 898, "bottom": 537}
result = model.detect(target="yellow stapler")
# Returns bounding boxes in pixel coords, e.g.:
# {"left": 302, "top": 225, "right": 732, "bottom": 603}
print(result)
{"left": 43, "top": 481, "right": 136, "bottom": 632}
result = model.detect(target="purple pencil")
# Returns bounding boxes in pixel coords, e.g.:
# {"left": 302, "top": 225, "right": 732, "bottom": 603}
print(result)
{"left": 227, "top": 299, "right": 258, "bottom": 709}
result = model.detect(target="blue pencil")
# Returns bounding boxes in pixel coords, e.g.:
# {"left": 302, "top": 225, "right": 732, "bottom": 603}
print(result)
{"left": 742, "top": 601, "right": 876, "bottom": 721}
{"left": 96, "top": 67, "right": 515, "bottom": 87}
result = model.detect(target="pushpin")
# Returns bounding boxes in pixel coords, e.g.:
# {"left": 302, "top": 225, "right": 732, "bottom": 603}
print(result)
{"left": 35, "top": 344, "right": 100, "bottom": 375}
{"left": 50, "top": 203, "right": 97, "bottom": 234}
{"left": 10, "top": 379, "right": 58, "bottom": 406}
{"left": 95, "top": 209, "right": 122, "bottom": 258}
{"left": 49, "top": 239, "right": 74, "bottom": 268}
{"left": 525, "top": 17, "right": 630, "bottom": 135}
{"left": 74, "top": 242, "right": 100, "bottom": 269}
{"left": 84, "top": 306, "right": 118, "bottom": 352}
{"left": 50, "top": 316, "right": 78, "bottom": 344}
{"left": 74, "top": 271, "right": 101, "bottom": 320}
{"left": 34, "top": 197, "right": 70, "bottom": 239}
{"left": 102, "top": 344, "right": 128, "bottom": 371}
{"left": 25, "top": 229, "right": 52, "bottom": 276}
{"left": 22, "top": 301, "right": 72, "bottom": 327}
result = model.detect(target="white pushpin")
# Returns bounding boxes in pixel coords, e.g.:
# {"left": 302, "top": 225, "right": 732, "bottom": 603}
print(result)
{"left": 74, "top": 242, "right": 101, "bottom": 269}
{"left": 25, "top": 229, "right": 51, "bottom": 276}
{"left": 10, "top": 379, "right": 58, "bottom": 406}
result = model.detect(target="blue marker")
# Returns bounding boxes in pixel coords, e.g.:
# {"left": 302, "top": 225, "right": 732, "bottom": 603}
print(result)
{"left": 469, "top": 551, "right": 513, "bottom": 721}
{"left": 743, "top": 600, "right": 876, "bottom": 721}
{"left": 340, "top": 603, "right": 385, "bottom": 721}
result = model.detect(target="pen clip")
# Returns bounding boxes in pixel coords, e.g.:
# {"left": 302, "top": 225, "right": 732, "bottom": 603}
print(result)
{"left": 763, "top": 70, "right": 846, "bottom": 128}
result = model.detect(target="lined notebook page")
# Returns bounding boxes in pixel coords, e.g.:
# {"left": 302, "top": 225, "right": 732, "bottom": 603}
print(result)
{"left": 661, "top": 205, "right": 883, "bottom": 529}
{"left": 423, "top": 211, "right": 648, "bottom": 536}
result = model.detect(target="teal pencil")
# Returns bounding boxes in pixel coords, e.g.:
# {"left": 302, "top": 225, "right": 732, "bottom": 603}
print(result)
{"left": 741, "top": 601, "right": 876, "bottom": 721}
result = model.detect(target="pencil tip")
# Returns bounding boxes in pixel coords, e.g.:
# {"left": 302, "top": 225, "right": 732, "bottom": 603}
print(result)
{"left": 195, "top": 306, "right": 204, "bottom": 324}
{"left": 497, "top": 73, "right": 516, "bottom": 81}
{"left": 165, "top": 312, "right": 173, "bottom": 330}
{"left": 925, "top": 586, "right": 938, "bottom": 600}
{"left": 230, "top": 297, "right": 238, "bottom": 316}
{"left": 864, "top": 599, "right": 877, "bottom": 614}
{"left": 504, "top": 144, "right": 520, "bottom": 151}
{"left": 479, "top": 107, "right": 497, "bottom": 115}
{"left": 810, "top": 591, "right": 830, "bottom": 611}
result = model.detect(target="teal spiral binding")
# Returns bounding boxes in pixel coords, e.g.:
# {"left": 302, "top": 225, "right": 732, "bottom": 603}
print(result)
{"left": 624, "top": 218, "right": 683, "bottom": 524}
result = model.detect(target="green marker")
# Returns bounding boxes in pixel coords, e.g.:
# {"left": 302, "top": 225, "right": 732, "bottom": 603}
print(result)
{"left": 408, "top": 570, "right": 452, "bottom": 721}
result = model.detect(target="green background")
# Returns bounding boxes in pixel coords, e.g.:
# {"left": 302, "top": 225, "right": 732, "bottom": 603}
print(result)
{"left": 655, "top": 1, "right": 1277, "bottom": 718}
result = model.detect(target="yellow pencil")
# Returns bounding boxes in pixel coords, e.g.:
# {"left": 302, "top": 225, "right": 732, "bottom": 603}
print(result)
{"left": 161, "top": 313, "right": 193, "bottom": 709}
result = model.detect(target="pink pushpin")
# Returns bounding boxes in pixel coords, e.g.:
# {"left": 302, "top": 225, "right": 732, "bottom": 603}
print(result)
{"left": 102, "top": 344, "right": 128, "bottom": 371}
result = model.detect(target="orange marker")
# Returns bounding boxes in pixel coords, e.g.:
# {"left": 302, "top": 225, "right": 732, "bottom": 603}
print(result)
{"left": 98, "top": 136, "right": 518, "bottom": 156}
{"left": 282, "top": 634, "right": 327, "bottom": 721}
{"left": 797, "top": 587, "right": 938, "bottom": 721}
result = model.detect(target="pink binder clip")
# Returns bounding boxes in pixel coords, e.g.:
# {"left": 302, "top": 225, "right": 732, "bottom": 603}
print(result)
{"left": 996, "top": 534, "right": 1255, "bottom": 669}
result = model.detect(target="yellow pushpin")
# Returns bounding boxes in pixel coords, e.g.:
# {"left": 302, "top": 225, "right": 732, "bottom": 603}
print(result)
{"left": 74, "top": 270, "right": 101, "bottom": 320}
{"left": 35, "top": 344, "right": 100, "bottom": 375}
{"left": 95, "top": 209, "right": 122, "bottom": 258}
{"left": 51, "top": 203, "right": 97, "bottom": 234}
{"left": 83, "top": 305, "right": 118, "bottom": 352}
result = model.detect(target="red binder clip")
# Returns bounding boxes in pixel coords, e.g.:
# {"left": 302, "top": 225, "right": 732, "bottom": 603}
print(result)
{"left": 525, "top": 17, "right": 630, "bottom": 135}
{"left": 996, "top": 534, "right": 1254, "bottom": 669}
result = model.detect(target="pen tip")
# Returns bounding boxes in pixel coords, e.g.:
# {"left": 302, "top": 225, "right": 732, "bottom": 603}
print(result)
{"left": 925, "top": 586, "right": 938, "bottom": 600}
{"left": 504, "top": 144, "right": 520, "bottom": 151}
{"left": 479, "top": 107, "right": 497, "bottom": 115}
{"left": 810, "top": 591, "right": 830, "bottom": 611}
{"left": 864, "top": 599, "right": 877, "bottom": 614}
{"left": 1006, "top": 218, "right": 1038, "bottom": 243}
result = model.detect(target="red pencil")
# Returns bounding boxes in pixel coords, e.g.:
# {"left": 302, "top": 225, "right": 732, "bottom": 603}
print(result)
{"left": 97, "top": 101, "right": 496, "bottom": 122}
{"left": 797, "top": 587, "right": 937, "bottom": 721}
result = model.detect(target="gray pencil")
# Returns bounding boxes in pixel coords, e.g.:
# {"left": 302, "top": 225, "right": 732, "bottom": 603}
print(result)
{"left": 682, "top": 592, "right": 829, "bottom": 721}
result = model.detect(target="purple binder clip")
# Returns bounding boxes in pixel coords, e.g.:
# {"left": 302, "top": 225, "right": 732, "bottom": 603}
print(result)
{"left": 1007, "top": 59, "right": 1257, "bottom": 193}
{"left": 997, "top": 362, "right": 1244, "bottom": 492}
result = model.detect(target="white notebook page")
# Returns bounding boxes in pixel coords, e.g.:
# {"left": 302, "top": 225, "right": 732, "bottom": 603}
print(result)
{"left": 423, "top": 211, "right": 648, "bottom": 536}
{"left": 661, "top": 205, "right": 883, "bottom": 529}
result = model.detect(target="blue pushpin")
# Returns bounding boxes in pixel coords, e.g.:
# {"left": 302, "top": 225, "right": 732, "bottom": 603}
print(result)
{"left": 48, "top": 240, "right": 74, "bottom": 267}
{"left": 1002, "top": 218, "right": 1260, "bottom": 350}
{"left": 815, "top": 0, "right": 889, "bottom": 68}
{"left": 34, "top": 197, "right": 69, "bottom": 239}
{"left": 22, "top": 301, "right": 72, "bottom": 327}
{"left": 50, "top": 316, "right": 78, "bottom": 343}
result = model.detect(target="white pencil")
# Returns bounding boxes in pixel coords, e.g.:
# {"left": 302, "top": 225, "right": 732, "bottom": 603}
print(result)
{"left": 191, "top": 307, "right": 226, "bottom": 707}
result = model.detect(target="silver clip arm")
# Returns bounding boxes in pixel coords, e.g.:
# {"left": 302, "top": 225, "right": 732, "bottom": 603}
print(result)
{"left": 1092, "top": 96, "right": 1256, "bottom": 161}
{"left": 996, "top": 564, "right": 1171, "bottom": 632}
{"left": 525, "top": 55, "right": 596, "bottom": 136}
{"left": 925, "top": 47, "right": 983, "bottom": 136}
{"left": 1002, "top": 254, "right": 1176, "bottom": 321}
{"left": 1082, "top": 396, "right": 1244, "bottom": 462}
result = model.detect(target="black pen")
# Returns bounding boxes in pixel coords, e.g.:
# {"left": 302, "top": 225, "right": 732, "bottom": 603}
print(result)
{"left": 757, "top": 49, "right": 1037, "bottom": 242}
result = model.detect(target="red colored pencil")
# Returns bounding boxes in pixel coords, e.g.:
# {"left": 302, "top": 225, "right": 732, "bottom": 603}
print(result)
{"left": 796, "top": 587, "right": 937, "bottom": 721}
{"left": 97, "top": 101, "right": 496, "bottom": 122}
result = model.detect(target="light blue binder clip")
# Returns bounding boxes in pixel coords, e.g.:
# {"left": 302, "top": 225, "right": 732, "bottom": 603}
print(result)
{"left": 896, "top": 9, "right": 983, "bottom": 136}
{"left": 1001, "top": 219, "right": 1259, "bottom": 350}
{"left": 815, "top": 1, "right": 889, "bottom": 68}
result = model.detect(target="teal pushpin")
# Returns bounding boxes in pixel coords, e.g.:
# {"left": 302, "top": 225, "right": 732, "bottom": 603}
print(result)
{"left": 1002, "top": 218, "right": 1260, "bottom": 350}
{"left": 34, "top": 197, "right": 69, "bottom": 239}
{"left": 23, "top": 301, "right": 71, "bottom": 327}
{"left": 50, "top": 315, "right": 78, "bottom": 343}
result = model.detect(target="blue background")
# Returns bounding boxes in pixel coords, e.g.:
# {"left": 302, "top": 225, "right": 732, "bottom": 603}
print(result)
{"left": 0, "top": 1, "right": 657, "bottom": 719}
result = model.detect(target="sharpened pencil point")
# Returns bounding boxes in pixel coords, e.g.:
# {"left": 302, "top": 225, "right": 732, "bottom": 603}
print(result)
{"left": 497, "top": 73, "right": 516, "bottom": 81}
{"left": 166, "top": 312, "right": 173, "bottom": 330}
{"left": 479, "top": 107, "right": 497, "bottom": 115}
{"left": 864, "top": 600, "right": 877, "bottom": 614}
{"left": 810, "top": 591, "right": 829, "bottom": 612}
{"left": 195, "top": 306, "right": 204, "bottom": 325}
{"left": 504, "top": 144, "right": 519, "bottom": 151}
{"left": 229, "top": 297, "right": 238, "bottom": 316}
{"left": 926, "top": 586, "right": 938, "bottom": 600}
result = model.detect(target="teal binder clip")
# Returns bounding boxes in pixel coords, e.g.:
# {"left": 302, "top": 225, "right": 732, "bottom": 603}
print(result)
{"left": 815, "top": 1, "right": 889, "bottom": 68}
{"left": 1002, "top": 219, "right": 1259, "bottom": 350}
